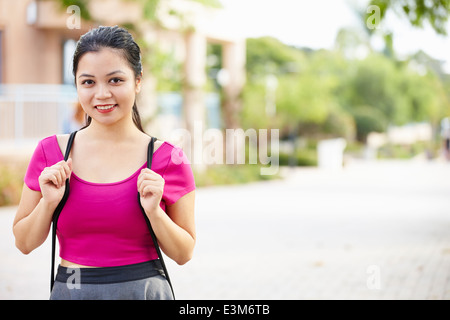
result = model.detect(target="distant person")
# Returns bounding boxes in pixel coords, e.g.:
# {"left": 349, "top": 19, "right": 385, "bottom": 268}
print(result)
{"left": 12, "top": 26, "right": 196, "bottom": 300}
{"left": 63, "top": 102, "right": 85, "bottom": 133}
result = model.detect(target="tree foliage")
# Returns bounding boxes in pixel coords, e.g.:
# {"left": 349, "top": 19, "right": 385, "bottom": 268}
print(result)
{"left": 367, "top": 0, "right": 450, "bottom": 35}
{"left": 242, "top": 35, "right": 450, "bottom": 143}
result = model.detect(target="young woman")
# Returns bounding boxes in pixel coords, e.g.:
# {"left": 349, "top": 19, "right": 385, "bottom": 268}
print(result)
{"left": 12, "top": 26, "right": 196, "bottom": 300}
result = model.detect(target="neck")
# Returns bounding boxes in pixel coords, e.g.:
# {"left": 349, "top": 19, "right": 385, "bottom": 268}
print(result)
{"left": 82, "top": 119, "right": 143, "bottom": 143}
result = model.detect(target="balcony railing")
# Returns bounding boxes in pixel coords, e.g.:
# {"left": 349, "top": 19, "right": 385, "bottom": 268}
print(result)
{"left": 0, "top": 84, "right": 77, "bottom": 146}
{"left": 0, "top": 84, "right": 221, "bottom": 155}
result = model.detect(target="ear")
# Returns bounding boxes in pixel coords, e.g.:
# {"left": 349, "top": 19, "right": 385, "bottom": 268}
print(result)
{"left": 135, "top": 71, "right": 143, "bottom": 94}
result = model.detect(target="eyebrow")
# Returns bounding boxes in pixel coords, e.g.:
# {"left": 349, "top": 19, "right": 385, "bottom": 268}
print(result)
{"left": 78, "top": 70, "right": 126, "bottom": 78}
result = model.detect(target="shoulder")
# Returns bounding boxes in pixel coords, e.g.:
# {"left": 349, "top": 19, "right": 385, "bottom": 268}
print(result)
{"left": 154, "top": 140, "right": 189, "bottom": 162}
{"left": 55, "top": 133, "right": 71, "bottom": 156}
{"left": 39, "top": 134, "right": 58, "bottom": 146}
{"left": 155, "top": 140, "right": 195, "bottom": 204}
{"left": 35, "top": 134, "right": 62, "bottom": 158}
{"left": 154, "top": 138, "right": 165, "bottom": 153}
{"left": 24, "top": 134, "right": 63, "bottom": 190}
{"left": 151, "top": 136, "right": 180, "bottom": 156}
{"left": 55, "top": 133, "right": 70, "bottom": 147}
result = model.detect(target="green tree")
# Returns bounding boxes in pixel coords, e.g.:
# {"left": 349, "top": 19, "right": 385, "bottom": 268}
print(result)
{"left": 367, "top": 0, "right": 450, "bottom": 35}
{"left": 276, "top": 73, "right": 333, "bottom": 130}
{"left": 339, "top": 53, "right": 404, "bottom": 124}
{"left": 243, "top": 37, "right": 356, "bottom": 140}
{"left": 337, "top": 51, "right": 450, "bottom": 141}
{"left": 352, "top": 106, "right": 387, "bottom": 142}
{"left": 403, "top": 68, "right": 449, "bottom": 124}
{"left": 245, "top": 37, "right": 306, "bottom": 79}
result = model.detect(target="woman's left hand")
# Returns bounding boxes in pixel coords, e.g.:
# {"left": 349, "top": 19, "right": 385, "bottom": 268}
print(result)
{"left": 137, "top": 168, "right": 165, "bottom": 215}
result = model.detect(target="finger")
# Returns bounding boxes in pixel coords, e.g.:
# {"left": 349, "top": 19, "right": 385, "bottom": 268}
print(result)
{"left": 141, "top": 184, "right": 161, "bottom": 198}
{"left": 53, "top": 167, "right": 64, "bottom": 188}
{"left": 48, "top": 173, "right": 59, "bottom": 187}
{"left": 141, "top": 182, "right": 164, "bottom": 196}
{"left": 47, "top": 167, "right": 62, "bottom": 187}
{"left": 138, "top": 179, "right": 154, "bottom": 195}
{"left": 66, "top": 158, "right": 73, "bottom": 172}
{"left": 137, "top": 171, "right": 162, "bottom": 189}
{"left": 61, "top": 160, "right": 72, "bottom": 180}
{"left": 140, "top": 168, "right": 161, "bottom": 179}
{"left": 43, "top": 171, "right": 60, "bottom": 188}
{"left": 140, "top": 168, "right": 162, "bottom": 179}
{"left": 55, "top": 165, "right": 69, "bottom": 187}
{"left": 55, "top": 160, "right": 73, "bottom": 183}
{"left": 40, "top": 167, "right": 63, "bottom": 188}
{"left": 138, "top": 174, "right": 164, "bottom": 188}
{"left": 140, "top": 180, "right": 164, "bottom": 197}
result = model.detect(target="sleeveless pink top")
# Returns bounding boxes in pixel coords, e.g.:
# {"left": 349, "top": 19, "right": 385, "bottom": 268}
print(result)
{"left": 24, "top": 135, "right": 195, "bottom": 267}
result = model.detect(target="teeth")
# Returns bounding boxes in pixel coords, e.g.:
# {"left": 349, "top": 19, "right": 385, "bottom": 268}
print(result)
{"left": 96, "top": 105, "right": 115, "bottom": 110}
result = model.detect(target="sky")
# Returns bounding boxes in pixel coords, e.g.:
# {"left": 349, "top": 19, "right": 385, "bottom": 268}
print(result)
{"left": 219, "top": 0, "right": 450, "bottom": 69}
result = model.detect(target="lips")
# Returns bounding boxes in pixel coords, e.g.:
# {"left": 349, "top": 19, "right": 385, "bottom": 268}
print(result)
{"left": 95, "top": 104, "right": 117, "bottom": 113}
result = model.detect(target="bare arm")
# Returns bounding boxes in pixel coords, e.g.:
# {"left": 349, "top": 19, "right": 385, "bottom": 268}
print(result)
{"left": 137, "top": 167, "right": 196, "bottom": 265}
{"left": 150, "top": 191, "right": 196, "bottom": 265}
{"left": 13, "top": 186, "right": 56, "bottom": 254}
{"left": 13, "top": 159, "right": 72, "bottom": 254}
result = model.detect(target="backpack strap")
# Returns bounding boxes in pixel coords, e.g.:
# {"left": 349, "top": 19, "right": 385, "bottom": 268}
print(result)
{"left": 139, "top": 136, "right": 175, "bottom": 299}
{"left": 50, "top": 131, "right": 77, "bottom": 292}
{"left": 50, "top": 134, "right": 175, "bottom": 299}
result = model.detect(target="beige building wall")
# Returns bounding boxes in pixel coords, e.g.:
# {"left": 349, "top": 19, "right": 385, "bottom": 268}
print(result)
{"left": 0, "top": 0, "right": 87, "bottom": 84}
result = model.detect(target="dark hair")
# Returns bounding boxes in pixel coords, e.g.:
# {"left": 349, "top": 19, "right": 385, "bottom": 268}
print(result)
{"left": 73, "top": 25, "right": 145, "bottom": 132}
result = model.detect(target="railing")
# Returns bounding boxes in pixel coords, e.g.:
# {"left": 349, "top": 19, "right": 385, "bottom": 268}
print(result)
{"left": 0, "top": 85, "right": 221, "bottom": 150}
{"left": 0, "top": 84, "right": 77, "bottom": 146}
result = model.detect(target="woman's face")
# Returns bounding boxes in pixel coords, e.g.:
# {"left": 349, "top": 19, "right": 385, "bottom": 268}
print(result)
{"left": 75, "top": 47, "right": 141, "bottom": 128}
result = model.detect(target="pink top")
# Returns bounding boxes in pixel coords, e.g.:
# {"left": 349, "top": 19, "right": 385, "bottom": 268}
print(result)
{"left": 24, "top": 135, "right": 195, "bottom": 267}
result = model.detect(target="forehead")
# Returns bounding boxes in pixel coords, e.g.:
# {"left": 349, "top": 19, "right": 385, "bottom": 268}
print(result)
{"left": 77, "top": 47, "right": 132, "bottom": 76}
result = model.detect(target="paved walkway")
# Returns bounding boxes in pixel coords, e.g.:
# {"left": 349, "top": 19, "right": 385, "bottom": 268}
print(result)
{"left": 1, "top": 159, "right": 449, "bottom": 300}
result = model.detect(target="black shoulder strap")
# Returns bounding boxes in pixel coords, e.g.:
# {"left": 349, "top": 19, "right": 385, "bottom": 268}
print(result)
{"left": 50, "top": 134, "right": 175, "bottom": 299}
{"left": 139, "top": 136, "right": 175, "bottom": 299}
{"left": 50, "top": 131, "right": 77, "bottom": 292}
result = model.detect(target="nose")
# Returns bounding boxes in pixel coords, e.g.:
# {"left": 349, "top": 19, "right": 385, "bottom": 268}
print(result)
{"left": 95, "top": 83, "right": 112, "bottom": 100}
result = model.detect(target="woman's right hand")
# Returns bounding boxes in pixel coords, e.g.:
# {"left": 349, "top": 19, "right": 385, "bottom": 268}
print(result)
{"left": 38, "top": 159, "right": 72, "bottom": 206}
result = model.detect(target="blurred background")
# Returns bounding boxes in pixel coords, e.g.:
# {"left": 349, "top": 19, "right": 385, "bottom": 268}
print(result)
{"left": 0, "top": 0, "right": 450, "bottom": 197}
{"left": 0, "top": 0, "right": 449, "bottom": 300}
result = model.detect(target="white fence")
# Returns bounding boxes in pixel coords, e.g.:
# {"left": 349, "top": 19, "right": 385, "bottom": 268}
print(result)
{"left": 0, "top": 84, "right": 77, "bottom": 146}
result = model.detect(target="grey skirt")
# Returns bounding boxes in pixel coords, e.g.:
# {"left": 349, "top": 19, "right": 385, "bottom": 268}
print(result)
{"left": 50, "top": 260, "right": 173, "bottom": 300}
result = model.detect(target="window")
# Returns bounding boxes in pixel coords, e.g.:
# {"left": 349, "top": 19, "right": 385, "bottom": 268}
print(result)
{"left": 62, "top": 39, "right": 76, "bottom": 84}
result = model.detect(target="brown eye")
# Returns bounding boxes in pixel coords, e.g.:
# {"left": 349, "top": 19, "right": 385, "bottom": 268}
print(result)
{"left": 110, "top": 78, "right": 123, "bottom": 84}
{"left": 81, "top": 79, "right": 94, "bottom": 85}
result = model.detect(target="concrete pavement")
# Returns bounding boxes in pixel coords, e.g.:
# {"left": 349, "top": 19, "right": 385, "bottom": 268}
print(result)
{"left": 1, "top": 159, "right": 449, "bottom": 299}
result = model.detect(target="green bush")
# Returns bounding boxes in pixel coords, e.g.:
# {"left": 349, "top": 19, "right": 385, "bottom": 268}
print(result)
{"left": 377, "top": 141, "right": 438, "bottom": 159}
{"left": 279, "top": 148, "right": 317, "bottom": 167}
{"left": 193, "top": 164, "right": 280, "bottom": 187}
{"left": 351, "top": 106, "right": 387, "bottom": 142}
{"left": 0, "top": 163, "right": 25, "bottom": 207}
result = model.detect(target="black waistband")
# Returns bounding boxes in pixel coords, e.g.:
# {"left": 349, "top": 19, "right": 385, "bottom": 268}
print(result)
{"left": 55, "top": 260, "right": 164, "bottom": 284}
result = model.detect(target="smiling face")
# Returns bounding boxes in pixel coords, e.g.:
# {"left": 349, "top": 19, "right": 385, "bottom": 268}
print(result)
{"left": 75, "top": 47, "right": 142, "bottom": 128}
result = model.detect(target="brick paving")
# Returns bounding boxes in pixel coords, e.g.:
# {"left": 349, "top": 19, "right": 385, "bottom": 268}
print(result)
{"left": 1, "top": 159, "right": 449, "bottom": 300}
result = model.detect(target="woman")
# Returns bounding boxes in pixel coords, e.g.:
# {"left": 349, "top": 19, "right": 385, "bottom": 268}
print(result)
{"left": 12, "top": 26, "right": 196, "bottom": 300}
